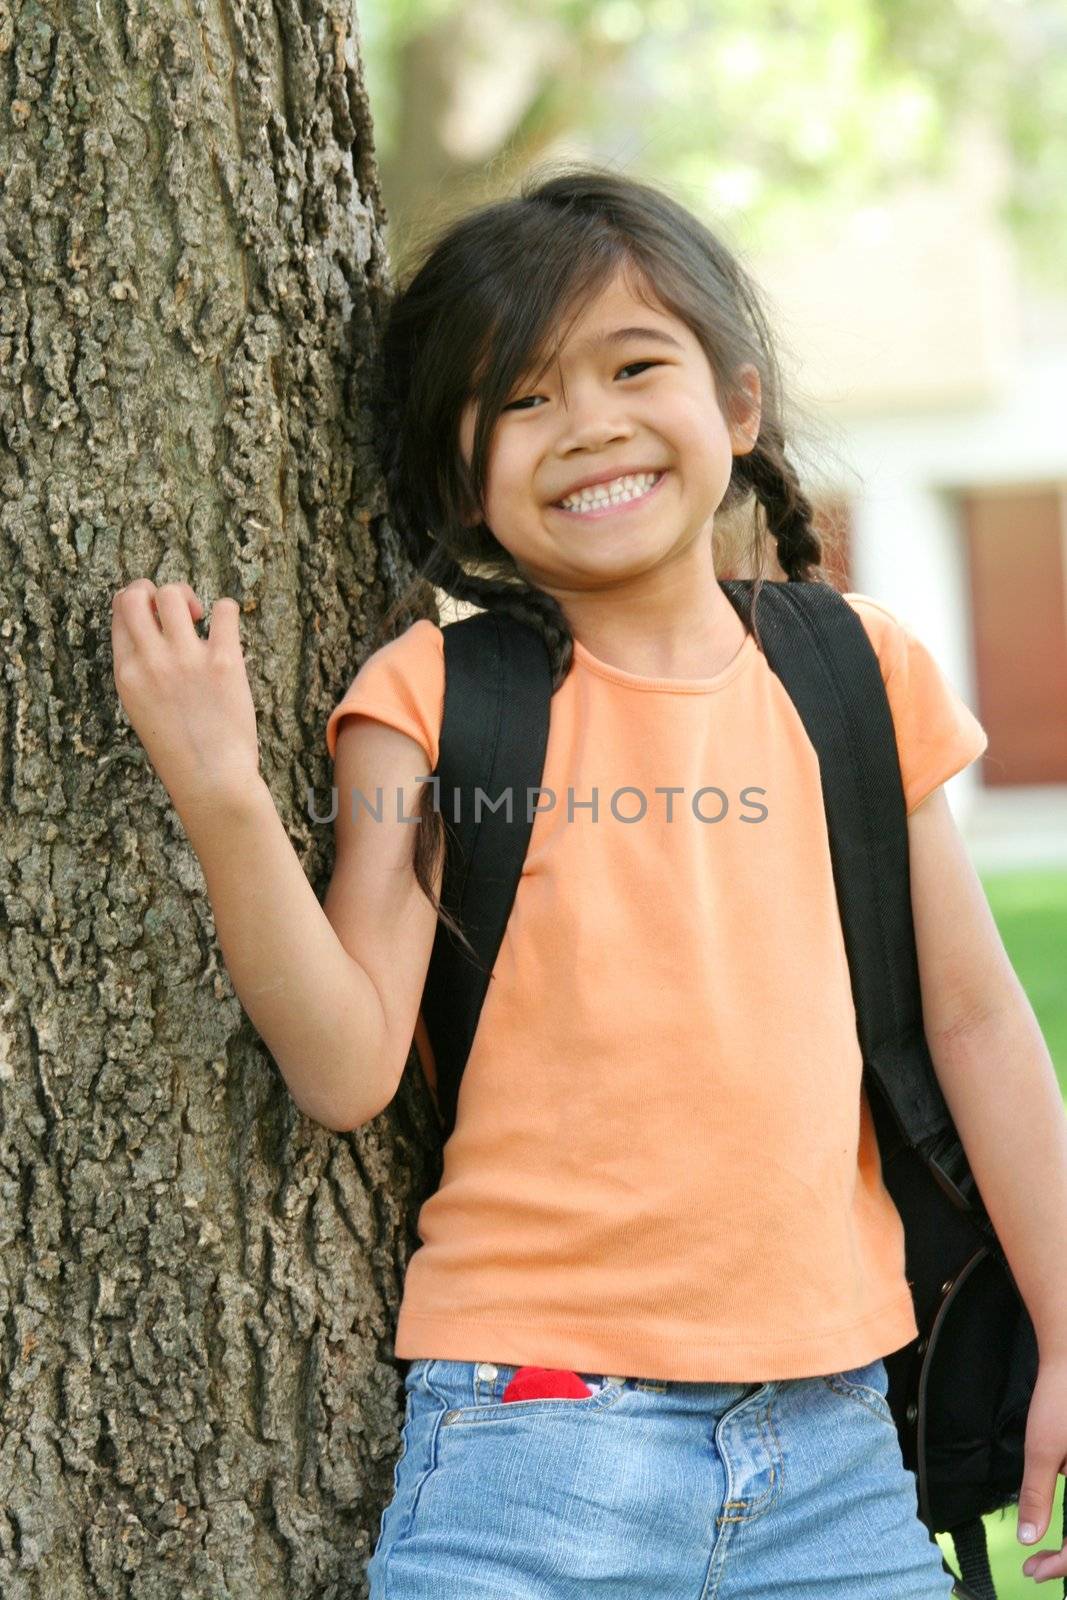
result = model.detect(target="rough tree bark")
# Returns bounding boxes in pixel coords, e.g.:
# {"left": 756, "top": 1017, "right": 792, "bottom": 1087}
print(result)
{"left": 0, "top": 3, "right": 441, "bottom": 1595}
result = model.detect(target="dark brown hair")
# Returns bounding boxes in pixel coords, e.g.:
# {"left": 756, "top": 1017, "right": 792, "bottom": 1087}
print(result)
{"left": 366, "top": 161, "right": 841, "bottom": 948}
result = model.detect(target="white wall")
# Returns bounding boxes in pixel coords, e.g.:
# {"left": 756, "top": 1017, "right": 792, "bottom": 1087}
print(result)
{"left": 746, "top": 118, "right": 1067, "bottom": 853}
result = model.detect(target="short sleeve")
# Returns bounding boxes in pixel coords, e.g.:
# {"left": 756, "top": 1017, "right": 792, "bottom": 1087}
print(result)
{"left": 843, "top": 592, "right": 988, "bottom": 815}
{"left": 325, "top": 618, "right": 445, "bottom": 769}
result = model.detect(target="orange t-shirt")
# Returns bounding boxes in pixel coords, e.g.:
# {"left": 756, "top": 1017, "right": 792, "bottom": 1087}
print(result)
{"left": 325, "top": 590, "right": 988, "bottom": 1382}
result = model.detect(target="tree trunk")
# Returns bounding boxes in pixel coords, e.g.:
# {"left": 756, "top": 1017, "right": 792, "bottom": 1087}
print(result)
{"left": 0, "top": 4, "right": 440, "bottom": 1595}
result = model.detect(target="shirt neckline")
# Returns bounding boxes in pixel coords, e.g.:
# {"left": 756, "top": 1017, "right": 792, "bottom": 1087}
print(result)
{"left": 570, "top": 628, "right": 758, "bottom": 694}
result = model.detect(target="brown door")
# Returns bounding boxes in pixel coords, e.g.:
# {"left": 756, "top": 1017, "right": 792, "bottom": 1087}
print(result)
{"left": 962, "top": 486, "right": 1067, "bottom": 785}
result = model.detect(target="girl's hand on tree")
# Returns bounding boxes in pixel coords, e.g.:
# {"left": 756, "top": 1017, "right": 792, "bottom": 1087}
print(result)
{"left": 111, "top": 579, "right": 262, "bottom": 824}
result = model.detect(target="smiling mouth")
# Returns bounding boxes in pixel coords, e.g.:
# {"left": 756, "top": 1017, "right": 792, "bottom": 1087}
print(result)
{"left": 551, "top": 471, "right": 668, "bottom": 519}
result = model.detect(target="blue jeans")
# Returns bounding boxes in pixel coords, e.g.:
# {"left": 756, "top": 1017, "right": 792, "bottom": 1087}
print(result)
{"left": 367, "top": 1355, "right": 961, "bottom": 1598}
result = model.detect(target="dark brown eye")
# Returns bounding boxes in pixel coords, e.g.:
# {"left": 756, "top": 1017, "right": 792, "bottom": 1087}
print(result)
{"left": 501, "top": 361, "right": 662, "bottom": 413}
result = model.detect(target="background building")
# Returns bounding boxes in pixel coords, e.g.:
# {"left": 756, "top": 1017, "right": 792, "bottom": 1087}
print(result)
{"left": 754, "top": 121, "right": 1067, "bottom": 866}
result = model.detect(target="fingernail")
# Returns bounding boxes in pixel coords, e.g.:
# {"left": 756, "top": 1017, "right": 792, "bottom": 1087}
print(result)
{"left": 1019, "top": 1522, "right": 1038, "bottom": 1543}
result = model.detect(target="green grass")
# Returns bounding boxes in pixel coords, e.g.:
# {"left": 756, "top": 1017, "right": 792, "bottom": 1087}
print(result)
{"left": 934, "top": 867, "right": 1067, "bottom": 1597}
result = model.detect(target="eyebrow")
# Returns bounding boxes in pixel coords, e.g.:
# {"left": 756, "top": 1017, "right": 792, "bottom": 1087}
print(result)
{"left": 512, "top": 324, "right": 686, "bottom": 393}
{"left": 572, "top": 325, "right": 685, "bottom": 356}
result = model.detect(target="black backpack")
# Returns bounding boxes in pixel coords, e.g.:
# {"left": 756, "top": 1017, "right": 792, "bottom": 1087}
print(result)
{"left": 418, "top": 578, "right": 1053, "bottom": 1600}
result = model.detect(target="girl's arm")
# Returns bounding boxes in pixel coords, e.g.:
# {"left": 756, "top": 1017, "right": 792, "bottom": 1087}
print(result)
{"left": 908, "top": 783, "right": 1067, "bottom": 1350}
{"left": 909, "top": 785, "right": 1067, "bottom": 1575}
{"left": 181, "top": 778, "right": 390, "bottom": 1131}
{"left": 110, "top": 580, "right": 437, "bottom": 1132}
{"left": 182, "top": 718, "right": 441, "bottom": 1133}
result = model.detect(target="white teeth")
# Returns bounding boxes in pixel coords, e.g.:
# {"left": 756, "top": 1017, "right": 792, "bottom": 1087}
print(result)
{"left": 558, "top": 471, "right": 661, "bottom": 511}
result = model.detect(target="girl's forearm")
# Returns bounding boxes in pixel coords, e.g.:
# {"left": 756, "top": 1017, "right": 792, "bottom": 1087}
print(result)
{"left": 927, "top": 995, "right": 1067, "bottom": 1356}
{"left": 177, "top": 776, "right": 392, "bottom": 1131}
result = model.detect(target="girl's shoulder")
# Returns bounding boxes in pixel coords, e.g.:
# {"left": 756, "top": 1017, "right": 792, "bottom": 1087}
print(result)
{"left": 366, "top": 615, "right": 445, "bottom": 660}
{"left": 839, "top": 588, "right": 907, "bottom": 631}
{"left": 838, "top": 590, "right": 915, "bottom": 680}
{"left": 837, "top": 589, "right": 988, "bottom": 812}
{"left": 346, "top": 616, "right": 445, "bottom": 689}
{"left": 326, "top": 618, "right": 444, "bottom": 766}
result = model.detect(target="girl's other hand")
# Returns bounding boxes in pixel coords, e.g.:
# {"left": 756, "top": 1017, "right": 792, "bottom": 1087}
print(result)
{"left": 111, "top": 580, "right": 261, "bottom": 824}
{"left": 1016, "top": 1353, "right": 1067, "bottom": 1584}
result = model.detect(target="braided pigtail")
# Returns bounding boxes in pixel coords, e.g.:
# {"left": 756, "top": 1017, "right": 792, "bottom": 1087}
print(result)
{"left": 729, "top": 422, "right": 833, "bottom": 649}
{"left": 743, "top": 437, "right": 821, "bottom": 581}
{"left": 371, "top": 384, "right": 573, "bottom": 684}
{"left": 430, "top": 550, "right": 574, "bottom": 692}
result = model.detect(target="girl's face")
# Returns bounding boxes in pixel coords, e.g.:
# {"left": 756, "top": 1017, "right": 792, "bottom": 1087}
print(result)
{"left": 457, "top": 269, "right": 761, "bottom": 598}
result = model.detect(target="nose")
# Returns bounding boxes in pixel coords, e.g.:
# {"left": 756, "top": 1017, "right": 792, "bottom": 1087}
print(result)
{"left": 555, "top": 404, "right": 635, "bottom": 456}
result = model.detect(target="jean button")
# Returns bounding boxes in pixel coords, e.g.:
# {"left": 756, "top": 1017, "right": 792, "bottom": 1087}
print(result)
{"left": 477, "top": 1362, "right": 498, "bottom": 1381}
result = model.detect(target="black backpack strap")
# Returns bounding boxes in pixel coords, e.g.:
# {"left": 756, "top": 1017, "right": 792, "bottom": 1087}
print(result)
{"left": 949, "top": 1517, "right": 997, "bottom": 1599}
{"left": 720, "top": 579, "right": 955, "bottom": 1152}
{"left": 420, "top": 610, "right": 552, "bottom": 1141}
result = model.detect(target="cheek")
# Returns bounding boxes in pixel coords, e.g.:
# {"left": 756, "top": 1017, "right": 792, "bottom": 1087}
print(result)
{"left": 677, "top": 393, "right": 730, "bottom": 442}
{"left": 483, "top": 448, "right": 537, "bottom": 515}
{"left": 684, "top": 409, "right": 739, "bottom": 481}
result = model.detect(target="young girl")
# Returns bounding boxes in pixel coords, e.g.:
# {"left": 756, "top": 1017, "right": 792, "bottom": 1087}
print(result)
{"left": 112, "top": 165, "right": 1067, "bottom": 1596}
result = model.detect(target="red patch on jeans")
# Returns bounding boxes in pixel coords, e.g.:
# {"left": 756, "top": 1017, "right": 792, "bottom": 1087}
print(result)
{"left": 501, "top": 1366, "right": 593, "bottom": 1402}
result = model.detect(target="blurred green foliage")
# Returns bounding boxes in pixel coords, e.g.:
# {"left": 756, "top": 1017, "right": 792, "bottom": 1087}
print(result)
{"left": 358, "top": 0, "right": 1067, "bottom": 291}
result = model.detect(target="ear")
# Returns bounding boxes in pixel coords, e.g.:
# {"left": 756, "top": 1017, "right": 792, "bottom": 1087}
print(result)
{"left": 729, "top": 364, "right": 762, "bottom": 456}
{"left": 455, "top": 474, "right": 484, "bottom": 531}
{"left": 456, "top": 402, "right": 484, "bottom": 525}
{"left": 457, "top": 493, "right": 483, "bottom": 528}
